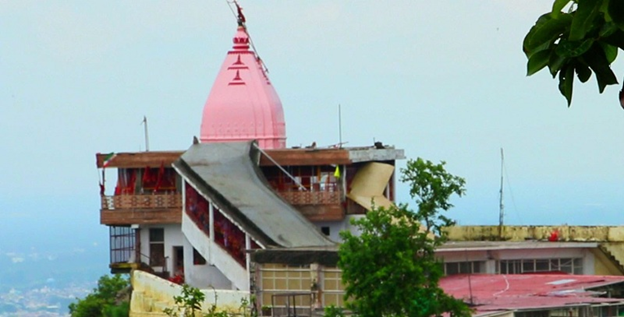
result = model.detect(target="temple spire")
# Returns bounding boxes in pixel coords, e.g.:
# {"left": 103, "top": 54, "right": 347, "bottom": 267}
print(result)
{"left": 199, "top": 6, "right": 286, "bottom": 149}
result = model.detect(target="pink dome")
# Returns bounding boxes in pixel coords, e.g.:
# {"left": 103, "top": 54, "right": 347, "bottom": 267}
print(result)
{"left": 200, "top": 26, "right": 286, "bottom": 149}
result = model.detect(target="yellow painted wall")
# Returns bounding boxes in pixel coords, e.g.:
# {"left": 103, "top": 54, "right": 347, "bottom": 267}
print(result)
{"left": 130, "top": 270, "right": 249, "bottom": 317}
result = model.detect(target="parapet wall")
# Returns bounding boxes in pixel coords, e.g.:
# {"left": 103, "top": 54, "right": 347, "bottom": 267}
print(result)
{"left": 130, "top": 270, "right": 249, "bottom": 317}
{"left": 446, "top": 226, "right": 624, "bottom": 242}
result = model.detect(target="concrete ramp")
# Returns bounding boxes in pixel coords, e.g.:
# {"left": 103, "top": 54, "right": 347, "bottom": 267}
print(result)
{"left": 173, "top": 141, "right": 335, "bottom": 248}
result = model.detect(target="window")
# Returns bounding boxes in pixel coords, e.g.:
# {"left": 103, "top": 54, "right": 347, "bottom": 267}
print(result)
{"left": 444, "top": 261, "right": 485, "bottom": 275}
{"left": 498, "top": 258, "right": 583, "bottom": 274}
{"left": 109, "top": 226, "right": 135, "bottom": 264}
{"left": 193, "top": 248, "right": 206, "bottom": 265}
{"left": 321, "top": 227, "right": 330, "bottom": 236}
{"left": 213, "top": 211, "right": 246, "bottom": 266}
{"left": 149, "top": 228, "right": 165, "bottom": 267}
{"left": 515, "top": 310, "right": 550, "bottom": 317}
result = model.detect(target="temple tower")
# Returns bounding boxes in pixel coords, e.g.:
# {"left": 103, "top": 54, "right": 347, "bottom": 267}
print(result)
{"left": 200, "top": 24, "right": 286, "bottom": 149}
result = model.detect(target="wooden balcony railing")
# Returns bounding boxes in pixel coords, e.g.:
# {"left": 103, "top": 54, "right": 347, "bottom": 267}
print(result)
{"left": 278, "top": 190, "right": 341, "bottom": 205}
{"left": 101, "top": 194, "right": 182, "bottom": 210}
{"left": 100, "top": 194, "right": 183, "bottom": 225}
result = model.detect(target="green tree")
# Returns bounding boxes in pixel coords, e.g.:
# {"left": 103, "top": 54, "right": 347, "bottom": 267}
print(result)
{"left": 68, "top": 274, "right": 130, "bottom": 317}
{"left": 338, "top": 158, "right": 471, "bottom": 317}
{"left": 524, "top": 0, "right": 624, "bottom": 107}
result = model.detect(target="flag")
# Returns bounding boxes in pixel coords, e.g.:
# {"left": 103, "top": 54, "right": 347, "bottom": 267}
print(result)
{"left": 154, "top": 161, "right": 165, "bottom": 192}
{"left": 334, "top": 165, "right": 341, "bottom": 178}
{"left": 102, "top": 153, "right": 117, "bottom": 168}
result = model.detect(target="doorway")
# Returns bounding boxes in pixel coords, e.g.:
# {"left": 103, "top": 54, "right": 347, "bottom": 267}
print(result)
{"left": 172, "top": 246, "right": 184, "bottom": 277}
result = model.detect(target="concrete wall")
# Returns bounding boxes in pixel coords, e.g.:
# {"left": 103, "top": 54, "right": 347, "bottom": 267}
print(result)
{"left": 313, "top": 220, "right": 347, "bottom": 242}
{"left": 130, "top": 270, "right": 249, "bottom": 317}
{"left": 138, "top": 223, "right": 184, "bottom": 275}
{"left": 446, "top": 225, "right": 624, "bottom": 242}
{"left": 444, "top": 225, "right": 624, "bottom": 275}
{"left": 312, "top": 215, "right": 368, "bottom": 243}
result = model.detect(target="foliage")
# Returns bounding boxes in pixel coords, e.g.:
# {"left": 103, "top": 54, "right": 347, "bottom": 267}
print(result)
{"left": 164, "top": 284, "right": 207, "bottom": 317}
{"left": 103, "top": 302, "right": 130, "bottom": 317}
{"left": 338, "top": 158, "right": 471, "bottom": 317}
{"left": 400, "top": 158, "right": 466, "bottom": 235}
{"left": 164, "top": 285, "right": 254, "bottom": 317}
{"left": 68, "top": 274, "right": 130, "bottom": 317}
{"left": 523, "top": 0, "right": 624, "bottom": 106}
{"left": 323, "top": 304, "right": 346, "bottom": 317}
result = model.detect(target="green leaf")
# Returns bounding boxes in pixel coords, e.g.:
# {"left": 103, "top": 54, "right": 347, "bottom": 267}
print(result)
{"left": 548, "top": 47, "right": 568, "bottom": 77}
{"left": 600, "top": 21, "right": 619, "bottom": 38}
{"left": 558, "top": 65, "right": 575, "bottom": 106}
{"left": 527, "top": 49, "right": 551, "bottom": 76}
{"left": 608, "top": 0, "right": 624, "bottom": 30}
{"left": 602, "top": 29, "right": 624, "bottom": 49}
{"left": 581, "top": 45, "right": 619, "bottom": 93}
{"left": 552, "top": 0, "right": 572, "bottom": 17}
{"left": 556, "top": 38, "right": 594, "bottom": 57}
{"left": 575, "top": 61, "right": 592, "bottom": 82}
{"left": 524, "top": 13, "right": 573, "bottom": 57}
{"left": 600, "top": 42, "right": 618, "bottom": 63}
{"left": 569, "top": 0, "right": 603, "bottom": 41}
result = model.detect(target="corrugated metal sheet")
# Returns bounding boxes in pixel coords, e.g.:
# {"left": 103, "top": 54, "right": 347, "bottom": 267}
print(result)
{"left": 173, "top": 141, "right": 335, "bottom": 248}
{"left": 440, "top": 274, "right": 624, "bottom": 314}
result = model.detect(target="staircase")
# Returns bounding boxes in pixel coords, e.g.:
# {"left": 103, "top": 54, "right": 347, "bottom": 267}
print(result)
{"left": 599, "top": 243, "right": 624, "bottom": 274}
{"left": 182, "top": 211, "right": 249, "bottom": 290}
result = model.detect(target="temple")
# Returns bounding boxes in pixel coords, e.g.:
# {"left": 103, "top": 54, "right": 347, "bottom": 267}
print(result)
{"left": 95, "top": 10, "right": 403, "bottom": 295}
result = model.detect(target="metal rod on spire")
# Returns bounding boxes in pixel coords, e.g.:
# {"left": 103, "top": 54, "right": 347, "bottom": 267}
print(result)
{"left": 234, "top": 0, "right": 246, "bottom": 28}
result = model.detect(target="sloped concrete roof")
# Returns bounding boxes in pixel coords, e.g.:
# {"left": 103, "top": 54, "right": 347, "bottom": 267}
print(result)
{"left": 173, "top": 141, "right": 335, "bottom": 248}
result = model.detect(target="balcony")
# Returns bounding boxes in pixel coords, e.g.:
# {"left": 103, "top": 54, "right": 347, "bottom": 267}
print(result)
{"left": 278, "top": 190, "right": 344, "bottom": 221}
{"left": 100, "top": 194, "right": 182, "bottom": 225}
{"left": 279, "top": 190, "right": 340, "bottom": 205}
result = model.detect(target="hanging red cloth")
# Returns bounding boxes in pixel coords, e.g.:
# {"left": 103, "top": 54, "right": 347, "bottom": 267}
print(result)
{"left": 154, "top": 161, "right": 165, "bottom": 192}
{"left": 142, "top": 166, "right": 151, "bottom": 185}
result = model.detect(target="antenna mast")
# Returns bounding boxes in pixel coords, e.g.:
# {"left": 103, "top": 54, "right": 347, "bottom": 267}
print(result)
{"left": 498, "top": 148, "right": 504, "bottom": 238}
{"left": 142, "top": 116, "right": 150, "bottom": 152}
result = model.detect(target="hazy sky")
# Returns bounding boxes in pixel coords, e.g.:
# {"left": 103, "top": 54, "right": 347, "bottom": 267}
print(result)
{"left": 2, "top": 0, "right": 624, "bottom": 248}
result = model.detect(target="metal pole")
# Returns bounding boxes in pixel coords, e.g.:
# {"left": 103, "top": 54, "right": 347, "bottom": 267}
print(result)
{"left": 253, "top": 143, "right": 307, "bottom": 191}
{"left": 498, "top": 148, "right": 505, "bottom": 238}
{"left": 143, "top": 116, "right": 150, "bottom": 152}
{"left": 338, "top": 104, "right": 342, "bottom": 149}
